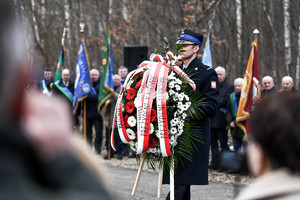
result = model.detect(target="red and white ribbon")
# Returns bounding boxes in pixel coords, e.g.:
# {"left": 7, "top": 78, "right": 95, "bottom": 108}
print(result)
{"left": 156, "top": 64, "right": 171, "bottom": 156}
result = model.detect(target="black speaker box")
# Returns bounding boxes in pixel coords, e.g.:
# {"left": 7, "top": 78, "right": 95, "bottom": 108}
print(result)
{"left": 124, "top": 45, "right": 148, "bottom": 72}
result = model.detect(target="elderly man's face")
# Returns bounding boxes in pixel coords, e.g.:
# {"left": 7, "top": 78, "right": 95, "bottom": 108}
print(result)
{"left": 282, "top": 78, "right": 293, "bottom": 91}
{"left": 113, "top": 76, "right": 121, "bottom": 87}
{"left": 62, "top": 71, "right": 70, "bottom": 82}
{"left": 262, "top": 78, "right": 274, "bottom": 90}
{"left": 216, "top": 70, "right": 226, "bottom": 83}
{"left": 235, "top": 81, "right": 243, "bottom": 93}
{"left": 90, "top": 71, "right": 99, "bottom": 83}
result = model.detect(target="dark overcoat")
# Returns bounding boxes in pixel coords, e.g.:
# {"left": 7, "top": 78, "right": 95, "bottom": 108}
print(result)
{"left": 210, "top": 81, "right": 234, "bottom": 129}
{"left": 163, "top": 57, "right": 219, "bottom": 185}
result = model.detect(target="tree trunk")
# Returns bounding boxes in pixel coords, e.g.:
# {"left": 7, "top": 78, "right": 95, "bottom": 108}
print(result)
{"left": 283, "top": 0, "right": 291, "bottom": 75}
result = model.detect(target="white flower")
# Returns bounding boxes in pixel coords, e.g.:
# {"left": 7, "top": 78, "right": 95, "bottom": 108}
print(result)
{"left": 168, "top": 81, "right": 175, "bottom": 89}
{"left": 169, "top": 136, "right": 177, "bottom": 146}
{"left": 168, "top": 71, "right": 176, "bottom": 79}
{"left": 175, "top": 78, "right": 182, "bottom": 85}
{"left": 126, "top": 128, "right": 136, "bottom": 140}
{"left": 150, "top": 123, "right": 154, "bottom": 134}
{"left": 134, "top": 96, "right": 142, "bottom": 108}
{"left": 128, "top": 116, "right": 137, "bottom": 127}
{"left": 175, "top": 84, "right": 181, "bottom": 91}
{"left": 168, "top": 89, "right": 175, "bottom": 96}
{"left": 178, "top": 93, "right": 185, "bottom": 101}
{"left": 170, "top": 127, "right": 177, "bottom": 135}
{"left": 171, "top": 118, "right": 179, "bottom": 126}
{"left": 184, "top": 95, "right": 190, "bottom": 101}
{"left": 130, "top": 141, "right": 137, "bottom": 151}
{"left": 182, "top": 113, "right": 187, "bottom": 119}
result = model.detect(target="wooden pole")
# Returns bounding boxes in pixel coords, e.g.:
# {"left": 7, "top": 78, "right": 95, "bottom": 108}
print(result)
{"left": 170, "top": 155, "right": 175, "bottom": 200}
{"left": 157, "top": 164, "right": 163, "bottom": 198}
{"left": 131, "top": 153, "right": 146, "bottom": 196}
{"left": 83, "top": 100, "right": 87, "bottom": 141}
{"left": 107, "top": 106, "right": 112, "bottom": 160}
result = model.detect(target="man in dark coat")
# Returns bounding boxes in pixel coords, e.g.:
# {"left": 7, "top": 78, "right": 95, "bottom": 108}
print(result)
{"left": 163, "top": 29, "right": 219, "bottom": 200}
{"left": 210, "top": 66, "right": 234, "bottom": 170}
{"left": 226, "top": 78, "right": 245, "bottom": 151}
{"left": 39, "top": 69, "right": 53, "bottom": 96}
{"left": 86, "top": 69, "right": 103, "bottom": 154}
{"left": 52, "top": 68, "right": 78, "bottom": 127}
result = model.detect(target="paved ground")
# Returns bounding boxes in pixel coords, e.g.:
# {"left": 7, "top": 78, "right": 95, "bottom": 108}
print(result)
{"left": 104, "top": 164, "right": 245, "bottom": 200}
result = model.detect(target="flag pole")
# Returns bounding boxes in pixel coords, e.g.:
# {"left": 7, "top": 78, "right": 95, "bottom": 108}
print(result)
{"left": 80, "top": 22, "right": 87, "bottom": 142}
{"left": 107, "top": 21, "right": 112, "bottom": 160}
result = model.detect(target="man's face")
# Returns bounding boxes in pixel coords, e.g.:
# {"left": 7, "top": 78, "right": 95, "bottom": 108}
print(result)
{"left": 235, "top": 81, "right": 243, "bottom": 93}
{"left": 44, "top": 71, "right": 52, "bottom": 81}
{"left": 216, "top": 70, "right": 226, "bottom": 83}
{"left": 62, "top": 71, "right": 70, "bottom": 83}
{"left": 179, "top": 44, "right": 198, "bottom": 60}
{"left": 113, "top": 76, "right": 121, "bottom": 87}
{"left": 262, "top": 78, "right": 274, "bottom": 90}
{"left": 119, "top": 68, "right": 128, "bottom": 79}
{"left": 90, "top": 71, "right": 99, "bottom": 83}
{"left": 282, "top": 78, "right": 293, "bottom": 91}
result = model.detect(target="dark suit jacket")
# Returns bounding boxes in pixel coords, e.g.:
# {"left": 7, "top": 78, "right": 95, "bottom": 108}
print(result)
{"left": 210, "top": 81, "right": 234, "bottom": 129}
{"left": 163, "top": 57, "right": 219, "bottom": 185}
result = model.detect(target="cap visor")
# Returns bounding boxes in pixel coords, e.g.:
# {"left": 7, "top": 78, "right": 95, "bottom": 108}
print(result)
{"left": 175, "top": 39, "right": 195, "bottom": 45}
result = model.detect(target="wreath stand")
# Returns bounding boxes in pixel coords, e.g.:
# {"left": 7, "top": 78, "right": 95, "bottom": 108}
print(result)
{"left": 131, "top": 154, "right": 175, "bottom": 200}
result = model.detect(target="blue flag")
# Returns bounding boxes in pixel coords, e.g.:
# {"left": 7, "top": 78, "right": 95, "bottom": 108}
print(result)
{"left": 202, "top": 34, "right": 213, "bottom": 67}
{"left": 73, "top": 40, "right": 92, "bottom": 114}
{"left": 98, "top": 26, "right": 114, "bottom": 115}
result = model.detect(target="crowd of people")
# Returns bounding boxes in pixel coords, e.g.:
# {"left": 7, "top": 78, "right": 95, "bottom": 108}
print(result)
{"left": 2, "top": 1, "right": 300, "bottom": 199}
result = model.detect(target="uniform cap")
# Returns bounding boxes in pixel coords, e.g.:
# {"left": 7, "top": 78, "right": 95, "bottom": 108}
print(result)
{"left": 176, "top": 29, "right": 203, "bottom": 47}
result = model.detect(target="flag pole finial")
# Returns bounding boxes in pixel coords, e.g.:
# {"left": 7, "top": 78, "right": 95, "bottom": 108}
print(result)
{"left": 253, "top": 29, "right": 259, "bottom": 35}
{"left": 80, "top": 23, "right": 85, "bottom": 39}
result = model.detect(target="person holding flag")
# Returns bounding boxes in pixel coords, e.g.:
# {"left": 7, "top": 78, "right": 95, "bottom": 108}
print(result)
{"left": 73, "top": 28, "right": 92, "bottom": 138}
{"left": 98, "top": 23, "right": 115, "bottom": 159}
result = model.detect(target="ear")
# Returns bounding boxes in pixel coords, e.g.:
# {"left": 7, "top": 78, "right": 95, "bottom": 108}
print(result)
{"left": 247, "top": 143, "right": 270, "bottom": 177}
{"left": 193, "top": 45, "right": 200, "bottom": 53}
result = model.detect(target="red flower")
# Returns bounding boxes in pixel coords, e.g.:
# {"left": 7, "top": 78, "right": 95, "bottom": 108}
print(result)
{"left": 125, "top": 102, "right": 135, "bottom": 113}
{"left": 149, "top": 137, "right": 157, "bottom": 148}
{"left": 124, "top": 115, "right": 129, "bottom": 127}
{"left": 135, "top": 79, "right": 142, "bottom": 90}
{"left": 126, "top": 88, "right": 136, "bottom": 100}
{"left": 150, "top": 108, "right": 157, "bottom": 122}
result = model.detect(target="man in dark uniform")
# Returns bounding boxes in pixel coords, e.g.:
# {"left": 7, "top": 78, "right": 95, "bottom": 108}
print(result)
{"left": 39, "top": 69, "right": 53, "bottom": 97}
{"left": 163, "top": 29, "right": 219, "bottom": 200}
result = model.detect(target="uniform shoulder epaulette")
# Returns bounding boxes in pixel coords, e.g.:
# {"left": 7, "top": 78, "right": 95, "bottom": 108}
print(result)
{"left": 207, "top": 67, "right": 213, "bottom": 70}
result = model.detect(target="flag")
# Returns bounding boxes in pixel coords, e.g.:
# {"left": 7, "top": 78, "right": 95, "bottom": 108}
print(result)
{"left": 98, "top": 25, "right": 114, "bottom": 115}
{"left": 73, "top": 40, "right": 92, "bottom": 114}
{"left": 202, "top": 33, "right": 213, "bottom": 67}
{"left": 236, "top": 37, "right": 260, "bottom": 136}
{"left": 54, "top": 29, "right": 66, "bottom": 81}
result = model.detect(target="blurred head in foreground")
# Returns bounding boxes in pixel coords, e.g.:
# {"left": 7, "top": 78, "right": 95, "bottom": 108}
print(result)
{"left": 0, "top": 1, "right": 28, "bottom": 120}
{"left": 249, "top": 92, "right": 300, "bottom": 177}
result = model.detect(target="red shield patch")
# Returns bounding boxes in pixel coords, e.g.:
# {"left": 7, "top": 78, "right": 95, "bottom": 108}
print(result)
{"left": 211, "top": 81, "right": 216, "bottom": 89}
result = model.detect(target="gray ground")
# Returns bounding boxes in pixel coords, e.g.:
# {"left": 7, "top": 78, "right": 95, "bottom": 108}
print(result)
{"left": 102, "top": 158, "right": 249, "bottom": 200}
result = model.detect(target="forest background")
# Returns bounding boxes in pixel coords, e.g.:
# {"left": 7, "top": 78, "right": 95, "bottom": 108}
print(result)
{"left": 14, "top": 0, "right": 300, "bottom": 89}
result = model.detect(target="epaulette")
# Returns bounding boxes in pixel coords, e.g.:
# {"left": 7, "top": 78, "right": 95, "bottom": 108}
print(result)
{"left": 207, "top": 67, "right": 213, "bottom": 70}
